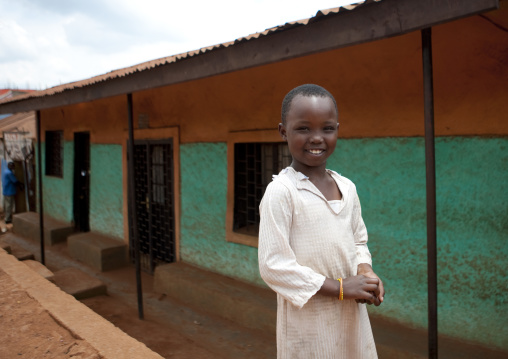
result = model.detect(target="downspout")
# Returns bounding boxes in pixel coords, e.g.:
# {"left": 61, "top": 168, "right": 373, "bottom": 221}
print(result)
{"left": 127, "top": 93, "right": 144, "bottom": 319}
{"left": 422, "top": 28, "right": 438, "bottom": 358}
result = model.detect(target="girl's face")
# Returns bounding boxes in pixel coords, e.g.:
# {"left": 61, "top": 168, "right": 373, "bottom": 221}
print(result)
{"left": 279, "top": 95, "right": 338, "bottom": 175}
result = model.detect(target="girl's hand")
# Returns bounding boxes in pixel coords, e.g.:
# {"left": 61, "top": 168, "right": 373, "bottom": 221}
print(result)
{"left": 356, "top": 263, "right": 385, "bottom": 305}
{"left": 342, "top": 275, "right": 381, "bottom": 305}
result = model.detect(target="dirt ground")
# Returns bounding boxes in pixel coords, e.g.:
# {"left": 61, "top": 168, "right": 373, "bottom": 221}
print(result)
{"left": 80, "top": 295, "right": 222, "bottom": 358}
{"left": 0, "top": 267, "right": 101, "bottom": 359}
{"left": 0, "top": 227, "right": 275, "bottom": 359}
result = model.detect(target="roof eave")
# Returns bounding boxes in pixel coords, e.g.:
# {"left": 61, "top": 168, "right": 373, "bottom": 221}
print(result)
{"left": 0, "top": 0, "right": 498, "bottom": 114}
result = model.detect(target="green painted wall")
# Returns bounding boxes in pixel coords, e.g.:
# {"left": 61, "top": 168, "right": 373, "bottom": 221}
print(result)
{"left": 41, "top": 141, "right": 74, "bottom": 222}
{"left": 181, "top": 138, "right": 507, "bottom": 350}
{"left": 40, "top": 142, "right": 124, "bottom": 240}
{"left": 180, "top": 143, "right": 264, "bottom": 285}
{"left": 89, "top": 144, "right": 124, "bottom": 239}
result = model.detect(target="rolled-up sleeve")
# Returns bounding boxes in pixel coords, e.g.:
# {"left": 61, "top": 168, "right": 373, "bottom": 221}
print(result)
{"left": 258, "top": 182, "right": 325, "bottom": 309}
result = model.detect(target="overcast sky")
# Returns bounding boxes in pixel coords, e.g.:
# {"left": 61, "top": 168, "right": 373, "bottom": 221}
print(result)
{"left": 1, "top": 0, "right": 357, "bottom": 90}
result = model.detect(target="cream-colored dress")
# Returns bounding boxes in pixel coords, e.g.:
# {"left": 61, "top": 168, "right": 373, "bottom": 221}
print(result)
{"left": 258, "top": 167, "right": 377, "bottom": 359}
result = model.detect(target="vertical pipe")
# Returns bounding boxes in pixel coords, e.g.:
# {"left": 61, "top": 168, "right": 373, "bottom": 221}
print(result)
{"left": 127, "top": 93, "right": 144, "bottom": 319}
{"left": 422, "top": 28, "right": 438, "bottom": 359}
{"left": 36, "top": 110, "right": 45, "bottom": 265}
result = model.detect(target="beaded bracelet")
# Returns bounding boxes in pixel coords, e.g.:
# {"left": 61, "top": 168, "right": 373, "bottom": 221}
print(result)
{"left": 337, "top": 278, "right": 343, "bottom": 301}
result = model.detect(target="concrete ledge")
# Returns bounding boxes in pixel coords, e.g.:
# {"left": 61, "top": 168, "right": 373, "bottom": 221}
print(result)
{"left": 13, "top": 212, "right": 74, "bottom": 246}
{"left": 154, "top": 262, "right": 277, "bottom": 333}
{"left": 0, "top": 248, "right": 163, "bottom": 359}
{"left": 0, "top": 241, "right": 12, "bottom": 254}
{"left": 53, "top": 267, "right": 107, "bottom": 299}
{"left": 23, "top": 259, "right": 55, "bottom": 282}
{"left": 10, "top": 245, "right": 35, "bottom": 261}
{"left": 68, "top": 232, "right": 127, "bottom": 272}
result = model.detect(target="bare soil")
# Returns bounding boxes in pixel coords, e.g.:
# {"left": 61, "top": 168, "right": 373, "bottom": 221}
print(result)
{"left": 0, "top": 267, "right": 100, "bottom": 359}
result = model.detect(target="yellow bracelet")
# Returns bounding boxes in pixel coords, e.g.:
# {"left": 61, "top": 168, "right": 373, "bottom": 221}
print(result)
{"left": 337, "top": 278, "right": 343, "bottom": 301}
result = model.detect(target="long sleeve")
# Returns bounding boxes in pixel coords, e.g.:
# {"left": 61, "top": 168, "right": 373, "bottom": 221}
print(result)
{"left": 258, "top": 181, "right": 325, "bottom": 309}
{"left": 351, "top": 189, "right": 372, "bottom": 266}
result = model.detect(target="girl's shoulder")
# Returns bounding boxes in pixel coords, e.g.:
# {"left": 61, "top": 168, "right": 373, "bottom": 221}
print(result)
{"left": 326, "top": 169, "right": 357, "bottom": 190}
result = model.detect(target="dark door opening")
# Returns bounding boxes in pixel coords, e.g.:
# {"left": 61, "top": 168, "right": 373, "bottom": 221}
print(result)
{"left": 73, "top": 132, "right": 90, "bottom": 232}
{"left": 130, "top": 139, "right": 175, "bottom": 274}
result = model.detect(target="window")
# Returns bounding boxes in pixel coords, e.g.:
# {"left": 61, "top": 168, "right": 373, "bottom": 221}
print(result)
{"left": 45, "top": 130, "right": 63, "bottom": 177}
{"left": 226, "top": 130, "right": 291, "bottom": 247}
{"left": 233, "top": 143, "right": 291, "bottom": 235}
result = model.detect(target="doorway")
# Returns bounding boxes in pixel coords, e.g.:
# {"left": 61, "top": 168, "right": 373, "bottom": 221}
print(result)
{"left": 73, "top": 132, "right": 90, "bottom": 232}
{"left": 130, "top": 139, "right": 176, "bottom": 274}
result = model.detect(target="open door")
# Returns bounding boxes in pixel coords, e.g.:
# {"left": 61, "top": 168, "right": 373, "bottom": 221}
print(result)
{"left": 73, "top": 132, "right": 90, "bottom": 232}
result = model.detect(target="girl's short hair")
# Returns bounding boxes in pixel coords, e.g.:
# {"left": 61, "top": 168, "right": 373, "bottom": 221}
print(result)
{"left": 281, "top": 84, "right": 338, "bottom": 124}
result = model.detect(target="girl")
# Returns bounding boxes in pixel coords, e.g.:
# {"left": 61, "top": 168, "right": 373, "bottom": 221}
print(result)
{"left": 258, "top": 84, "right": 384, "bottom": 358}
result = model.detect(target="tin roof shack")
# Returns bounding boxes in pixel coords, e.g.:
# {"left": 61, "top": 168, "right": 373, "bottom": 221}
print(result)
{"left": 0, "top": 0, "right": 506, "bottom": 353}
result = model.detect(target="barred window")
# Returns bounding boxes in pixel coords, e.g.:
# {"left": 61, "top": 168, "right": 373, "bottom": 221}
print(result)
{"left": 45, "top": 131, "right": 63, "bottom": 177}
{"left": 233, "top": 142, "right": 291, "bottom": 236}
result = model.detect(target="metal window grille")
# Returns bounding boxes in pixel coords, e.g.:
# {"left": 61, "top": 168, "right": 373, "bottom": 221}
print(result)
{"left": 45, "top": 131, "right": 63, "bottom": 177}
{"left": 233, "top": 142, "right": 291, "bottom": 235}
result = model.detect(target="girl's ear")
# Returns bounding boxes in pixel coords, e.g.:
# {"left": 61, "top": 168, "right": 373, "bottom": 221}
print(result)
{"left": 278, "top": 123, "right": 287, "bottom": 141}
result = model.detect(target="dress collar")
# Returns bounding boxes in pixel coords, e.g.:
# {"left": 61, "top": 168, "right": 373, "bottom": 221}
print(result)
{"left": 279, "top": 167, "right": 349, "bottom": 214}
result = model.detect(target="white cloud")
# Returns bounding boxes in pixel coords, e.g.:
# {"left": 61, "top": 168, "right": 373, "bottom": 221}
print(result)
{"left": 0, "top": 0, "right": 357, "bottom": 89}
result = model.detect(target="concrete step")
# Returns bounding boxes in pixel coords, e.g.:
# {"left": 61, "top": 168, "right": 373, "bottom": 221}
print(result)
{"left": 23, "top": 259, "right": 55, "bottom": 282}
{"left": 13, "top": 211, "right": 74, "bottom": 246}
{"left": 0, "top": 241, "right": 11, "bottom": 254}
{"left": 68, "top": 232, "right": 128, "bottom": 272}
{"left": 154, "top": 262, "right": 277, "bottom": 334}
{"left": 52, "top": 267, "right": 107, "bottom": 300}
{"left": 10, "top": 245, "right": 35, "bottom": 261}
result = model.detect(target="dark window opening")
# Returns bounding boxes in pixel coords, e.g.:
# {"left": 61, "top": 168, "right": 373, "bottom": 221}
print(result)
{"left": 233, "top": 142, "right": 291, "bottom": 236}
{"left": 45, "top": 131, "right": 63, "bottom": 177}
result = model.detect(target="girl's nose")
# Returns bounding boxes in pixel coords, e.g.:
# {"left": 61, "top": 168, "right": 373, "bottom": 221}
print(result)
{"left": 309, "top": 133, "right": 323, "bottom": 143}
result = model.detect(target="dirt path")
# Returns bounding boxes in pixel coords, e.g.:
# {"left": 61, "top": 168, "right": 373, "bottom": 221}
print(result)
{"left": 80, "top": 295, "right": 222, "bottom": 359}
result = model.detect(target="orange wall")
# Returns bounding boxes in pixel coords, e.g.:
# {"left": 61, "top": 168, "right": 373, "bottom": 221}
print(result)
{"left": 40, "top": 9, "right": 508, "bottom": 143}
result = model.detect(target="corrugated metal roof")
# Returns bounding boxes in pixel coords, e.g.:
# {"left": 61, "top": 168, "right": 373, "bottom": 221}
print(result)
{"left": 0, "top": 0, "right": 379, "bottom": 106}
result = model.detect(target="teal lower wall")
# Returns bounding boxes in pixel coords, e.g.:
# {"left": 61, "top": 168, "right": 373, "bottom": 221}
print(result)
{"left": 40, "top": 142, "right": 124, "bottom": 240}
{"left": 89, "top": 145, "right": 124, "bottom": 239}
{"left": 330, "top": 137, "right": 507, "bottom": 350}
{"left": 180, "top": 143, "right": 263, "bottom": 285}
{"left": 180, "top": 137, "right": 507, "bottom": 351}
{"left": 41, "top": 141, "right": 74, "bottom": 222}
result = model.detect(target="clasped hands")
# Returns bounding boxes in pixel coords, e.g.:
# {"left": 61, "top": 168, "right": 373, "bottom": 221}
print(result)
{"left": 348, "top": 263, "right": 384, "bottom": 306}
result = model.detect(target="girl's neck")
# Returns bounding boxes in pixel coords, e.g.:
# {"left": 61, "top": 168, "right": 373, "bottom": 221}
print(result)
{"left": 290, "top": 162, "right": 328, "bottom": 181}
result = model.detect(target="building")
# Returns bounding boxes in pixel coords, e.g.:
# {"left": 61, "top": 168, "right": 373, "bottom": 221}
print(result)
{"left": 0, "top": 0, "right": 506, "bottom": 352}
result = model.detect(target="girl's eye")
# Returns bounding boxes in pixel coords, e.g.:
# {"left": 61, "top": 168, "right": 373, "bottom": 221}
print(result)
{"left": 324, "top": 127, "right": 335, "bottom": 132}
{"left": 296, "top": 127, "right": 309, "bottom": 132}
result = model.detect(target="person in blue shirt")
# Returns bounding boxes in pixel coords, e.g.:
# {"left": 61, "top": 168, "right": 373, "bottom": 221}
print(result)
{"left": 2, "top": 162, "right": 21, "bottom": 224}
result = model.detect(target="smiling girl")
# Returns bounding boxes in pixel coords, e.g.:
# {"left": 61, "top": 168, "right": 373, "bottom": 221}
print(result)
{"left": 258, "top": 84, "right": 384, "bottom": 359}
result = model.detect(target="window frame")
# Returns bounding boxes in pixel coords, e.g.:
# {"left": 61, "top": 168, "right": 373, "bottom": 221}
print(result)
{"left": 226, "top": 130, "right": 288, "bottom": 247}
{"left": 45, "top": 130, "right": 64, "bottom": 177}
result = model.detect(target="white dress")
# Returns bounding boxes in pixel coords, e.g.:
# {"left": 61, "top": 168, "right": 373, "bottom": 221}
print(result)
{"left": 258, "top": 167, "right": 377, "bottom": 359}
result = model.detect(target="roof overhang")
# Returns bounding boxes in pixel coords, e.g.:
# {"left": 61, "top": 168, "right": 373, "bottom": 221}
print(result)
{"left": 0, "top": 0, "right": 498, "bottom": 114}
